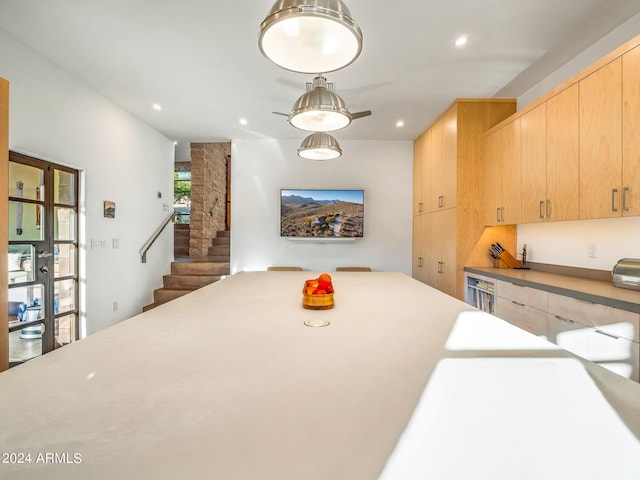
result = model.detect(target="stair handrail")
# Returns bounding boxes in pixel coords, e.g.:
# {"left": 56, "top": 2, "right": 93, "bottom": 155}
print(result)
{"left": 139, "top": 211, "right": 175, "bottom": 263}
{"left": 209, "top": 196, "right": 219, "bottom": 216}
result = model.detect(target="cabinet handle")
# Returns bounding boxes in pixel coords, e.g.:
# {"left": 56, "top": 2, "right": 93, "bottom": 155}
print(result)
{"left": 594, "top": 329, "right": 620, "bottom": 340}
{"left": 612, "top": 188, "right": 618, "bottom": 212}
{"left": 496, "top": 207, "right": 501, "bottom": 223}
{"left": 418, "top": 202, "right": 423, "bottom": 213}
{"left": 511, "top": 301, "right": 526, "bottom": 307}
{"left": 438, "top": 261, "right": 444, "bottom": 274}
{"left": 555, "top": 315, "right": 576, "bottom": 324}
{"left": 510, "top": 282, "right": 525, "bottom": 287}
{"left": 539, "top": 200, "right": 545, "bottom": 219}
{"left": 417, "top": 257, "right": 423, "bottom": 268}
{"left": 438, "top": 195, "right": 444, "bottom": 208}
{"left": 623, "top": 187, "right": 629, "bottom": 212}
{"left": 546, "top": 200, "right": 551, "bottom": 218}
{"left": 574, "top": 298, "right": 596, "bottom": 305}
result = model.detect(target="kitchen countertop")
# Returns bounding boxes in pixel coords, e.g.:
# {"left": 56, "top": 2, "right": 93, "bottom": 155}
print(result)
{"left": 465, "top": 266, "right": 640, "bottom": 313}
{"left": 1, "top": 271, "right": 640, "bottom": 479}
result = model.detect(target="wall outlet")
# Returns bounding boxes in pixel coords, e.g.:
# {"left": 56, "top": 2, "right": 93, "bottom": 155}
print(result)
{"left": 112, "top": 238, "right": 120, "bottom": 249}
{"left": 587, "top": 243, "right": 597, "bottom": 258}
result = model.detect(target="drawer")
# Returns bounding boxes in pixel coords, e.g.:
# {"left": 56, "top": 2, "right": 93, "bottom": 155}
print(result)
{"left": 548, "top": 314, "right": 639, "bottom": 382}
{"left": 495, "top": 297, "right": 548, "bottom": 338}
{"left": 497, "top": 280, "right": 548, "bottom": 311}
{"left": 547, "top": 292, "right": 640, "bottom": 343}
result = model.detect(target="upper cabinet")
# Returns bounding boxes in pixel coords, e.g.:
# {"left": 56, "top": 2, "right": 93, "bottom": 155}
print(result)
{"left": 483, "top": 34, "right": 640, "bottom": 225}
{"left": 579, "top": 58, "right": 622, "bottom": 220}
{"left": 483, "top": 118, "right": 521, "bottom": 226}
{"left": 623, "top": 45, "right": 640, "bottom": 217}
{"left": 545, "top": 84, "right": 580, "bottom": 222}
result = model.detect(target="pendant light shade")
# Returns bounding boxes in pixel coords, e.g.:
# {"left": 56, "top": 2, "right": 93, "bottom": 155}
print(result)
{"left": 289, "top": 75, "right": 351, "bottom": 132}
{"left": 298, "top": 132, "right": 342, "bottom": 160}
{"left": 258, "top": 0, "right": 363, "bottom": 74}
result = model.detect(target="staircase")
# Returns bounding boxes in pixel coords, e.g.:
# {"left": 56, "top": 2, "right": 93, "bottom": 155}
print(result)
{"left": 142, "top": 230, "right": 230, "bottom": 311}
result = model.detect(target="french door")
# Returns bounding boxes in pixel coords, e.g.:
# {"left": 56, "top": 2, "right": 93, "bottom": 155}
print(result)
{"left": 7, "top": 152, "right": 79, "bottom": 366}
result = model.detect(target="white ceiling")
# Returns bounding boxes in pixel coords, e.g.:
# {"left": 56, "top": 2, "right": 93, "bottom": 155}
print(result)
{"left": 1, "top": 0, "right": 639, "bottom": 144}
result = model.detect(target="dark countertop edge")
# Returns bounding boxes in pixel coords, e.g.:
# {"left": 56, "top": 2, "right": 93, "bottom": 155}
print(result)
{"left": 464, "top": 267, "right": 640, "bottom": 314}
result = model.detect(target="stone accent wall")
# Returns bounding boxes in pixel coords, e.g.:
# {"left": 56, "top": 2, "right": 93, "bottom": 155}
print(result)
{"left": 189, "top": 142, "right": 230, "bottom": 256}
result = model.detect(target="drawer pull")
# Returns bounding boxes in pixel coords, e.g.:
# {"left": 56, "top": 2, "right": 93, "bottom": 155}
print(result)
{"left": 555, "top": 315, "right": 576, "bottom": 324}
{"left": 511, "top": 301, "right": 525, "bottom": 307}
{"left": 574, "top": 298, "right": 596, "bottom": 305}
{"left": 510, "top": 282, "right": 525, "bottom": 287}
{"left": 594, "top": 329, "right": 620, "bottom": 340}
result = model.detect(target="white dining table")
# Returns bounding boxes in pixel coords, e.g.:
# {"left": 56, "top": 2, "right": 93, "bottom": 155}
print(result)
{"left": 1, "top": 271, "right": 639, "bottom": 479}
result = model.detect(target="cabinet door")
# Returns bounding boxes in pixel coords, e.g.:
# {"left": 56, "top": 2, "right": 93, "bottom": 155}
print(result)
{"left": 622, "top": 45, "right": 640, "bottom": 216}
{"left": 412, "top": 214, "right": 432, "bottom": 284}
{"left": 548, "top": 314, "right": 639, "bottom": 382}
{"left": 579, "top": 58, "right": 622, "bottom": 219}
{"left": 441, "top": 106, "right": 457, "bottom": 210}
{"left": 501, "top": 118, "right": 522, "bottom": 225}
{"left": 413, "top": 133, "right": 426, "bottom": 216}
{"left": 429, "top": 210, "right": 442, "bottom": 289}
{"left": 495, "top": 298, "right": 548, "bottom": 337}
{"left": 521, "top": 104, "right": 547, "bottom": 224}
{"left": 440, "top": 208, "right": 457, "bottom": 297}
{"left": 429, "top": 119, "right": 444, "bottom": 212}
{"left": 546, "top": 84, "right": 580, "bottom": 222}
{"left": 547, "top": 292, "right": 639, "bottom": 343}
{"left": 484, "top": 130, "right": 502, "bottom": 226}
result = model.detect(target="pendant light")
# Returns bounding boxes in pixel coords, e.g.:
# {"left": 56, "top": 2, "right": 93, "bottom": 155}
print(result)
{"left": 289, "top": 75, "right": 351, "bottom": 132}
{"left": 298, "top": 132, "right": 342, "bottom": 160}
{"left": 258, "top": 0, "right": 363, "bottom": 74}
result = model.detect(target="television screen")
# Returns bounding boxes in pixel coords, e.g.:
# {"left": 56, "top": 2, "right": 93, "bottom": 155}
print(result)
{"left": 280, "top": 189, "right": 364, "bottom": 238}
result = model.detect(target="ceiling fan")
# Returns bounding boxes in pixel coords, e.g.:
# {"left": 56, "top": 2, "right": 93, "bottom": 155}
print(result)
{"left": 273, "top": 75, "right": 372, "bottom": 132}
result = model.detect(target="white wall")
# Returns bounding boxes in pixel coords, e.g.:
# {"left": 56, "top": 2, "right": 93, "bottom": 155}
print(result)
{"left": 0, "top": 29, "right": 174, "bottom": 335}
{"left": 231, "top": 139, "right": 413, "bottom": 274}
{"left": 517, "top": 13, "right": 640, "bottom": 272}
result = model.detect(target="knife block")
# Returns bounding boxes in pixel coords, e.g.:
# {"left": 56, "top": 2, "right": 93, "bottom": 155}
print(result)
{"left": 495, "top": 250, "right": 522, "bottom": 268}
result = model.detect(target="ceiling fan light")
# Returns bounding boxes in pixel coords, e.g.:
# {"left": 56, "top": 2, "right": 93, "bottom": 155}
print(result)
{"left": 258, "top": 0, "right": 363, "bottom": 73}
{"left": 288, "top": 75, "right": 352, "bottom": 131}
{"left": 298, "top": 132, "right": 342, "bottom": 160}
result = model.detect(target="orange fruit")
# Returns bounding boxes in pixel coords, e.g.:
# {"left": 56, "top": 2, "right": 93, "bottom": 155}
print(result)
{"left": 318, "top": 273, "right": 332, "bottom": 283}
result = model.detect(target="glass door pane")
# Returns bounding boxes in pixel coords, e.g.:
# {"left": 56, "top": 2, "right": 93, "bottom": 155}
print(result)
{"left": 8, "top": 153, "right": 79, "bottom": 365}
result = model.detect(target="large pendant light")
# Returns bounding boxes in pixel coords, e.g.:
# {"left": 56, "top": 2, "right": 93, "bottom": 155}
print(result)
{"left": 289, "top": 75, "right": 351, "bottom": 132}
{"left": 298, "top": 132, "right": 342, "bottom": 160}
{"left": 258, "top": 0, "right": 363, "bottom": 74}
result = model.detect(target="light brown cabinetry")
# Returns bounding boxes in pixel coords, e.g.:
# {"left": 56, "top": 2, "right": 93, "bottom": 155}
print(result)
{"left": 484, "top": 119, "right": 522, "bottom": 226}
{"left": 413, "top": 130, "right": 430, "bottom": 216}
{"left": 1, "top": 78, "right": 8, "bottom": 372}
{"left": 579, "top": 58, "right": 623, "bottom": 219}
{"left": 413, "top": 99, "right": 516, "bottom": 299}
{"left": 494, "top": 280, "right": 548, "bottom": 337}
{"left": 622, "top": 44, "right": 640, "bottom": 216}
{"left": 547, "top": 292, "right": 639, "bottom": 382}
{"left": 546, "top": 84, "right": 580, "bottom": 222}
{"left": 520, "top": 85, "right": 581, "bottom": 224}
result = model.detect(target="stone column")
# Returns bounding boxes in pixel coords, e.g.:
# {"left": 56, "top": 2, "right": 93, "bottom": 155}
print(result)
{"left": 189, "top": 142, "right": 230, "bottom": 256}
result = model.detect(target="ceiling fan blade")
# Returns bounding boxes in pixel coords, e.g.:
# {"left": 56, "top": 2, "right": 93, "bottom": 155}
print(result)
{"left": 351, "top": 110, "right": 372, "bottom": 120}
{"left": 272, "top": 111, "right": 289, "bottom": 117}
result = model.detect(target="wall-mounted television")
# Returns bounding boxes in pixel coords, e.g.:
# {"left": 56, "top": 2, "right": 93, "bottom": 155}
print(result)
{"left": 280, "top": 189, "right": 364, "bottom": 238}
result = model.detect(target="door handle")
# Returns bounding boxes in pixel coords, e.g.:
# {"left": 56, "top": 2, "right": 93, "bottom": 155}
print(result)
{"left": 38, "top": 251, "right": 53, "bottom": 258}
{"left": 539, "top": 200, "right": 545, "bottom": 219}
{"left": 612, "top": 188, "right": 618, "bottom": 212}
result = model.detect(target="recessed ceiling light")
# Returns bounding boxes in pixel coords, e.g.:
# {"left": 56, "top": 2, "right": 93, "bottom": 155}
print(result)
{"left": 396, "top": 120, "right": 405, "bottom": 128}
{"left": 455, "top": 35, "right": 468, "bottom": 47}
{"left": 152, "top": 103, "right": 162, "bottom": 111}
{"left": 239, "top": 118, "right": 248, "bottom": 126}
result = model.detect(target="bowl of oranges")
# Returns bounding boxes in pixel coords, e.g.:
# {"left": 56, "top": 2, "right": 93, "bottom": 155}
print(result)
{"left": 302, "top": 273, "right": 334, "bottom": 309}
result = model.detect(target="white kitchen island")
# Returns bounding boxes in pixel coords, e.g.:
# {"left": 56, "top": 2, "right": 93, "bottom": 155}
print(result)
{"left": 1, "top": 271, "right": 639, "bottom": 479}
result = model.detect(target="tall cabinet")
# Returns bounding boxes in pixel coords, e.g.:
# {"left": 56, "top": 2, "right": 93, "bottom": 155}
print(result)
{"left": 1, "top": 78, "right": 8, "bottom": 372}
{"left": 413, "top": 99, "right": 516, "bottom": 299}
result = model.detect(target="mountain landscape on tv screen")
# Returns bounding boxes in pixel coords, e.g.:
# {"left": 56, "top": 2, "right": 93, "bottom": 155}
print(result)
{"left": 281, "top": 194, "right": 364, "bottom": 237}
